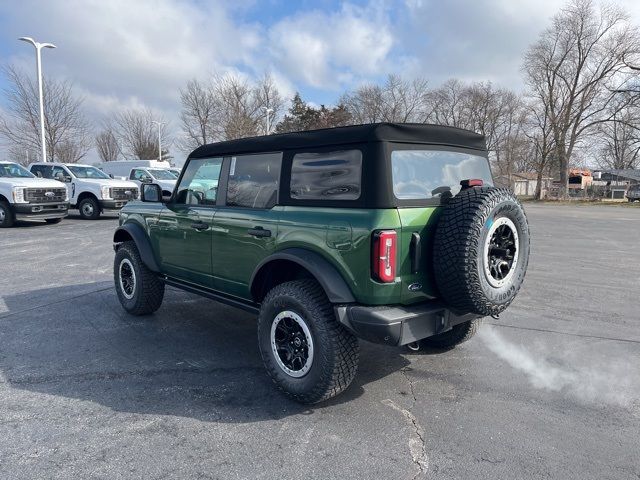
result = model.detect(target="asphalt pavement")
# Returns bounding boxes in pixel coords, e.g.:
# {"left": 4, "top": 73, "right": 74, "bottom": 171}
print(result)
{"left": 1, "top": 205, "right": 639, "bottom": 480}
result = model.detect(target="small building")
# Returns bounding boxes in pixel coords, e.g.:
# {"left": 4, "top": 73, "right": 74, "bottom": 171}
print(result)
{"left": 494, "top": 172, "right": 553, "bottom": 197}
{"left": 591, "top": 169, "right": 640, "bottom": 199}
{"left": 593, "top": 169, "right": 640, "bottom": 185}
{"left": 568, "top": 169, "right": 593, "bottom": 191}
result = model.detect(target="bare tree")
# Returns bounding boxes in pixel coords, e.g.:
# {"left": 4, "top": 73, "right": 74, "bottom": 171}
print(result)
{"left": 595, "top": 101, "right": 640, "bottom": 169}
{"left": 425, "top": 79, "right": 471, "bottom": 128}
{"left": 425, "top": 79, "right": 528, "bottom": 179}
{"left": 0, "top": 65, "right": 91, "bottom": 163}
{"left": 113, "top": 108, "right": 170, "bottom": 160}
{"left": 341, "top": 74, "right": 430, "bottom": 124}
{"left": 179, "top": 73, "right": 284, "bottom": 148}
{"left": 179, "top": 78, "right": 219, "bottom": 151}
{"left": 95, "top": 124, "right": 121, "bottom": 162}
{"left": 523, "top": 0, "right": 639, "bottom": 196}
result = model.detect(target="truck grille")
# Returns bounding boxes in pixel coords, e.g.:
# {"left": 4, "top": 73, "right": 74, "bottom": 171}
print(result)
{"left": 111, "top": 187, "right": 138, "bottom": 201}
{"left": 24, "top": 187, "right": 67, "bottom": 203}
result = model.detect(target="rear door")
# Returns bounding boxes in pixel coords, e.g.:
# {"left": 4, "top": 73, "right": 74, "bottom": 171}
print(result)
{"left": 154, "top": 157, "right": 223, "bottom": 287}
{"left": 391, "top": 146, "right": 494, "bottom": 304}
{"left": 210, "top": 153, "right": 282, "bottom": 299}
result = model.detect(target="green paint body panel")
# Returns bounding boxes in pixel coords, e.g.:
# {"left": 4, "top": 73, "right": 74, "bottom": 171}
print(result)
{"left": 119, "top": 201, "right": 443, "bottom": 307}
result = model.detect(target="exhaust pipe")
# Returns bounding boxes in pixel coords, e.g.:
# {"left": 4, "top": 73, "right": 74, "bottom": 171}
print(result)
{"left": 407, "top": 341, "right": 420, "bottom": 352}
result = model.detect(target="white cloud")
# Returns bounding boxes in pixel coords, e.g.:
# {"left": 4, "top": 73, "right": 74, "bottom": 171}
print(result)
{"left": 267, "top": 4, "right": 394, "bottom": 89}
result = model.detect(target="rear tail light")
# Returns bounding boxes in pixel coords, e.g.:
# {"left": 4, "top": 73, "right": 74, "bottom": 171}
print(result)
{"left": 372, "top": 230, "right": 397, "bottom": 283}
{"left": 460, "top": 179, "right": 484, "bottom": 189}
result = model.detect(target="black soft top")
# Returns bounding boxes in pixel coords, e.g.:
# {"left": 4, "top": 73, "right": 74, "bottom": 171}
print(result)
{"left": 190, "top": 122, "right": 486, "bottom": 158}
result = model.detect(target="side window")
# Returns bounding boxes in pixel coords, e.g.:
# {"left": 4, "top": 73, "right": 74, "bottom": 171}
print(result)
{"left": 290, "top": 150, "right": 362, "bottom": 200}
{"left": 31, "top": 165, "right": 52, "bottom": 178}
{"left": 51, "top": 166, "right": 67, "bottom": 180}
{"left": 226, "top": 153, "right": 281, "bottom": 209}
{"left": 175, "top": 157, "right": 223, "bottom": 206}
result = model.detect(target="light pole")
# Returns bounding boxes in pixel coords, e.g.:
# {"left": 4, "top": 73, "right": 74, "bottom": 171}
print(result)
{"left": 19, "top": 37, "right": 56, "bottom": 163}
{"left": 152, "top": 121, "right": 164, "bottom": 161}
{"left": 263, "top": 107, "right": 274, "bottom": 135}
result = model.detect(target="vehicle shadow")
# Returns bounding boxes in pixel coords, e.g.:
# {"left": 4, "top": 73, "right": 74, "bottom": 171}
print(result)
{"left": 0, "top": 282, "right": 410, "bottom": 423}
{"left": 64, "top": 213, "right": 119, "bottom": 221}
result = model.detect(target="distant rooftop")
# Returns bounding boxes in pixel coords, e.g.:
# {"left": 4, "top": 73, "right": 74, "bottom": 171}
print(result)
{"left": 595, "top": 169, "right": 640, "bottom": 181}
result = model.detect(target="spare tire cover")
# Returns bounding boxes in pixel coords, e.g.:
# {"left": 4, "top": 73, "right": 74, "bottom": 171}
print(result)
{"left": 433, "top": 187, "right": 530, "bottom": 316}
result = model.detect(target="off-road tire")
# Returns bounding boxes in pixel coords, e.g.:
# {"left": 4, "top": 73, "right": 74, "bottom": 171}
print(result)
{"left": 421, "top": 319, "right": 481, "bottom": 349}
{"left": 0, "top": 201, "right": 15, "bottom": 228}
{"left": 433, "top": 187, "right": 530, "bottom": 316}
{"left": 45, "top": 218, "right": 63, "bottom": 224}
{"left": 78, "top": 197, "right": 100, "bottom": 220}
{"left": 258, "top": 279, "right": 359, "bottom": 404}
{"left": 114, "top": 241, "right": 164, "bottom": 315}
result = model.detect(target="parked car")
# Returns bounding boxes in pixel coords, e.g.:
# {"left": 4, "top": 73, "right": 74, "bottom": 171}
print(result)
{"left": 29, "top": 162, "right": 138, "bottom": 219}
{"left": 626, "top": 184, "right": 640, "bottom": 202}
{"left": 112, "top": 123, "right": 531, "bottom": 403}
{"left": 127, "top": 167, "right": 177, "bottom": 197}
{"left": 98, "top": 160, "right": 172, "bottom": 180}
{"left": 0, "top": 161, "right": 69, "bottom": 227}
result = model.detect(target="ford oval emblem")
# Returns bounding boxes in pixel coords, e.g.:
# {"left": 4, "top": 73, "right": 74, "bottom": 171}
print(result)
{"left": 408, "top": 283, "right": 422, "bottom": 292}
{"left": 124, "top": 190, "right": 131, "bottom": 195}
{"left": 45, "top": 191, "right": 55, "bottom": 197}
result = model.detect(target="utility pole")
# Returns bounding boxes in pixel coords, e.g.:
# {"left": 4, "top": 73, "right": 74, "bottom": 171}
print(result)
{"left": 19, "top": 37, "right": 56, "bottom": 162}
{"left": 263, "top": 107, "right": 274, "bottom": 135}
{"left": 152, "top": 121, "right": 164, "bottom": 161}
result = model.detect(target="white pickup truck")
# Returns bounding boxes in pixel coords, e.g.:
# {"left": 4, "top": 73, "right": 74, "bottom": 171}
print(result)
{"left": 0, "top": 161, "right": 69, "bottom": 227}
{"left": 29, "top": 162, "right": 139, "bottom": 220}
{"left": 127, "top": 167, "right": 177, "bottom": 197}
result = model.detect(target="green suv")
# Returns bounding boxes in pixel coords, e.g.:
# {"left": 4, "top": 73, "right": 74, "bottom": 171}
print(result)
{"left": 113, "top": 123, "right": 530, "bottom": 403}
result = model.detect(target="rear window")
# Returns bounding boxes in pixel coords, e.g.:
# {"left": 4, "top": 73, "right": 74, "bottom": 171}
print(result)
{"left": 391, "top": 149, "right": 493, "bottom": 200}
{"left": 290, "top": 150, "right": 362, "bottom": 200}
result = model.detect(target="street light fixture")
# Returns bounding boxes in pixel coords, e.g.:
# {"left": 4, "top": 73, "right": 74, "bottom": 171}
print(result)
{"left": 152, "top": 121, "right": 164, "bottom": 162}
{"left": 19, "top": 37, "right": 56, "bottom": 163}
{"left": 263, "top": 107, "right": 274, "bottom": 135}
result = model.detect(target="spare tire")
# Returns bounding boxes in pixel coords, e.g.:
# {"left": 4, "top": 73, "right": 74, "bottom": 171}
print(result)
{"left": 433, "top": 187, "right": 529, "bottom": 316}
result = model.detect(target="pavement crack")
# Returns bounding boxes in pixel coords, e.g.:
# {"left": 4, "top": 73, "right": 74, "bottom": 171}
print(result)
{"left": 383, "top": 368, "right": 428, "bottom": 479}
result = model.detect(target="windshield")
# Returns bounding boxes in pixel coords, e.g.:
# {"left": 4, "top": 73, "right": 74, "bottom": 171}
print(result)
{"left": 391, "top": 149, "right": 493, "bottom": 201}
{"left": 0, "top": 163, "right": 35, "bottom": 178}
{"left": 148, "top": 169, "right": 177, "bottom": 180}
{"left": 67, "top": 165, "right": 110, "bottom": 179}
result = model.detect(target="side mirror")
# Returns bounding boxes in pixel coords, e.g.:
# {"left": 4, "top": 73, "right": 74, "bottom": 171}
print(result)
{"left": 141, "top": 183, "right": 163, "bottom": 203}
{"left": 141, "top": 176, "right": 152, "bottom": 183}
{"left": 109, "top": 173, "right": 114, "bottom": 178}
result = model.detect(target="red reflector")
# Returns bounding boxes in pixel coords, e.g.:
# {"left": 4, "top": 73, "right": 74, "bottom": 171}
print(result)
{"left": 372, "top": 230, "right": 397, "bottom": 283}
{"left": 460, "top": 179, "right": 484, "bottom": 189}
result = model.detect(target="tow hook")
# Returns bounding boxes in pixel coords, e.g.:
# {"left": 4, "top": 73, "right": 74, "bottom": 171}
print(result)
{"left": 491, "top": 314, "right": 500, "bottom": 320}
{"left": 407, "top": 341, "right": 421, "bottom": 352}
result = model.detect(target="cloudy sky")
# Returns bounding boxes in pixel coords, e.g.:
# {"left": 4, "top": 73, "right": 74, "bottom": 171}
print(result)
{"left": 1, "top": 0, "right": 640, "bottom": 162}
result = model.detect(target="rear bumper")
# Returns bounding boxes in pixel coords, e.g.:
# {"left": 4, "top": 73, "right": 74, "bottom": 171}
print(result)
{"left": 335, "top": 301, "right": 481, "bottom": 346}
{"left": 14, "top": 203, "right": 69, "bottom": 221}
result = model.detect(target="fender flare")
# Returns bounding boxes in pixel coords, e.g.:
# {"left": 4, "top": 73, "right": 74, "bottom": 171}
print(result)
{"left": 113, "top": 222, "right": 160, "bottom": 272}
{"left": 250, "top": 248, "right": 355, "bottom": 304}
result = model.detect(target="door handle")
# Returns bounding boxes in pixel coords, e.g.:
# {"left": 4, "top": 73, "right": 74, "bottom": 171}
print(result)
{"left": 248, "top": 226, "right": 271, "bottom": 238}
{"left": 191, "top": 221, "right": 208, "bottom": 231}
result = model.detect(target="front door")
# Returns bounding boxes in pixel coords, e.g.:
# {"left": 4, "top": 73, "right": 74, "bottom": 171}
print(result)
{"left": 211, "top": 153, "right": 282, "bottom": 299}
{"left": 154, "top": 157, "right": 223, "bottom": 287}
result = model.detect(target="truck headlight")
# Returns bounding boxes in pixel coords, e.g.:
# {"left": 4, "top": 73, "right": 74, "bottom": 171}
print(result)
{"left": 101, "top": 186, "right": 112, "bottom": 200}
{"left": 12, "top": 187, "right": 28, "bottom": 204}
{"left": 64, "top": 189, "right": 69, "bottom": 202}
